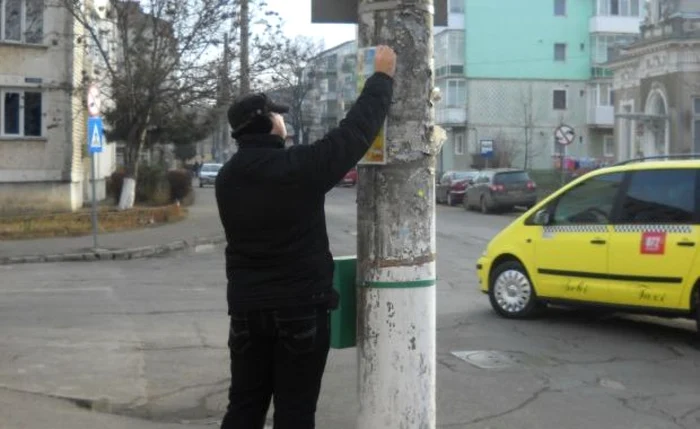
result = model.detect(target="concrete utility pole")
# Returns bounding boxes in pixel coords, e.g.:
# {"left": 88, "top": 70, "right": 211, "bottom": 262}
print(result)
{"left": 356, "top": 1, "right": 438, "bottom": 428}
{"left": 239, "top": 0, "right": 251, "bottom": 95}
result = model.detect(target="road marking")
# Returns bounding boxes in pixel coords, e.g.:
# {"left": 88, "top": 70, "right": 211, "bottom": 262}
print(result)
{"left": 0, "top": 287, "right": 112, "bottom": 294}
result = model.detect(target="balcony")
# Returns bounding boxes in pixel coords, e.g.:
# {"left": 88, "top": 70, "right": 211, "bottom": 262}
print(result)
{"left": 435, "top": 107, "right": 467, "bottom": 126}
{"left": 589, "top": 16, "right": 643, "bottom": 34}
{"left": 588, "top": 105, "right": 614, "bottom": 128}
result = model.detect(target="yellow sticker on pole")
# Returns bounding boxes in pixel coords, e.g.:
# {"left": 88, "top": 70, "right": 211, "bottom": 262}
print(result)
{"left": 357, "top": 46, "right": 387, "bottom": 165}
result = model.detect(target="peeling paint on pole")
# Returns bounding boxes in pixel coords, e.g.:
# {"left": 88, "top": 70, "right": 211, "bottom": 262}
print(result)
{"left": 356, "top": 1, "right": 438, "bottom": 428}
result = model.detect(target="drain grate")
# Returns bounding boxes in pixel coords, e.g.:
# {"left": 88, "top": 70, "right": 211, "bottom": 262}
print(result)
{"left": 451, "top": 350, "right": 518, "bottom": 369}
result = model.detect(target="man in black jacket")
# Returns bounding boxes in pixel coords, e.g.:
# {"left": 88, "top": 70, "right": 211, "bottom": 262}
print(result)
{"left": 215, "top": 46, "right": 396, "bottom": 429}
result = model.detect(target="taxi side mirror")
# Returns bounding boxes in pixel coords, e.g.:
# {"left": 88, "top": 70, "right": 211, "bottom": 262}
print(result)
{"left": 533, "top": 209, "right": 551, "bottom": 226}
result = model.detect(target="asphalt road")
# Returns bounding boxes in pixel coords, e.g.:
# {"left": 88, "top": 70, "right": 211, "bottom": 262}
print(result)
{"left": 1, "top": 187, "right": 699, "bottom": 429}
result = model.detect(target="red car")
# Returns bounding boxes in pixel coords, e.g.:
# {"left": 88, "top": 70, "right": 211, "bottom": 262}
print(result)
{"left": 436, "top": 170, "right": 478, "bottom": 206}
{"left": 338, "top": 168, "right": 358, "bottom": 186}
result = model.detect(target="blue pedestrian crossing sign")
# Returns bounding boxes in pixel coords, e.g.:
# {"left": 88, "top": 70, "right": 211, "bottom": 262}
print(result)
{"left": 87, "top": 117, "right": 104, "bottom": 154}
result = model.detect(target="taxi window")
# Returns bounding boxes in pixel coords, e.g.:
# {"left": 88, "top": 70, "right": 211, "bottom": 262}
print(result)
{"left": 618, "top": 169, "right": 696, "bottom": 224}
{"left": 552, "top": 172, "right": 623, "bottom": 225}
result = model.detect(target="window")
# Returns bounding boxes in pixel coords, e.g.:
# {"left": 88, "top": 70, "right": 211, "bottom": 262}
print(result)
{"left": 449, "top": 0, "right": 464, "bottom": 13}
{"left": 435, "top": 30, "right": 465, "bottom": 77}
{"left": 554, "top": 43, "right": 566, "bottom": 61}
{"left": 596, "top": 0, "right": 641, "bottom": 17}
{"left": 554, "top": 0, "right": 566, "bottom": 16}
{"left": 603, "top": 135, "right": 614, "bottom": 157}
{"left": 327, "top": 78, "right": 337, "bottom": 93}
{"left": 454, "top": 133, "right": 465, "bottom": 155}
{"left": 446, "top": 79, "right": 466, "bottom": 107}
{"left": 590, "top": 83, "right": 613, "bottom": 107}
{"left": 495, "top": 171, "right": 530, "bottom": 184}
{"left": 591, "top": 34, "right": 636, "bottom": 64}
{"left": 1, "top": 0, "right": 43, "bottom": 43}
{"left": 552, "top": 173, "right": 623, "bottom": 225}
{"left": 553, "top": 89, "right": 567, "bottom": 110}
{"left": 618, "top": 170, "right": 696, "bottom": 224}
{"left": 327, "top": 54, "right": 337, "bottom": 69}
{"left": 0, "top": 89, "right": 42, "bottom": 137}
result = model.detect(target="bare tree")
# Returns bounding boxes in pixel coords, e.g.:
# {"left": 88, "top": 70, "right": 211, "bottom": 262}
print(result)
{"left": 59, "top": 0, "right": 286, "bottom": 209}
{"left": 519, "top": 83, "right": 549, "bottom": 170}
{"left": 239, "top": 0, "right": 250, "bottom": 95}
{"left": 265, "top": 37, "right": 323, "bottom": 145}
{"left": 493, "top": 129, "right": 520, "bottom": 168}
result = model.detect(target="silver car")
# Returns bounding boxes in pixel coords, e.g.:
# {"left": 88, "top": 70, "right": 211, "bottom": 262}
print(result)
{"left": 199, "top": 163, "right": 223, "bottom": 188}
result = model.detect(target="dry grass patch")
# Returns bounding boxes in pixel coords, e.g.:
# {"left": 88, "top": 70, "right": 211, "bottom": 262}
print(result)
{"left": 0, "top": 204, "right": 186, "bottom": 240}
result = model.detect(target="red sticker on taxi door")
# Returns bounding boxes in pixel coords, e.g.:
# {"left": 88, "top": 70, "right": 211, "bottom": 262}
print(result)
{"left": 640, "top": 231, "right": 666, "bottom": 255}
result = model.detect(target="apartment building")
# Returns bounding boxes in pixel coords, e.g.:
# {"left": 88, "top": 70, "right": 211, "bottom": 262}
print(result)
{"left": 302, "top": 40, "right": 358, "bottom": 144}
{"left": 0, "top": 0, "right": 117, "bottom": 214}
{"left": 435, "top": 0, "right": 467, "bottom": 174}
{"left": 609, "top": 0, "right": 700, "bottom": 159}
{"left": 588, "top": 0, "right": 645, "bottom": 160}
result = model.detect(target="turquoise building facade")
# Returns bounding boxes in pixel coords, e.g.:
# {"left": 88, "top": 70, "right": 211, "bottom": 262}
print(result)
{"left": 466, "top": 0, "right": 592, "bottom": 81}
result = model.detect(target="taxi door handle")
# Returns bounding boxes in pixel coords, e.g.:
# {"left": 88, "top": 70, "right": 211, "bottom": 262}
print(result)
{"left": 590, "top": 238, "right": 606, "bottom": 245}
{"left": 677, "top": 241, "right": 696, "bottom": 247}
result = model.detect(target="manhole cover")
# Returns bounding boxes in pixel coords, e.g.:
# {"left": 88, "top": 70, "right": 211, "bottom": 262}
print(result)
{"left": 451, "top": 350, "right": 517, "bottom": 369}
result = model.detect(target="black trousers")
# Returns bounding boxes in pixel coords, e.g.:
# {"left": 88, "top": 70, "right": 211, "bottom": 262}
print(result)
{"left": 220, "top": 305, "right": 331, "bottom": 429}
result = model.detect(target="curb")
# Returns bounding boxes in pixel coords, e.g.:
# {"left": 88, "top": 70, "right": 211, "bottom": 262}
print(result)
{"left": 0, "top": 234, "right": 227, "bottom": 266}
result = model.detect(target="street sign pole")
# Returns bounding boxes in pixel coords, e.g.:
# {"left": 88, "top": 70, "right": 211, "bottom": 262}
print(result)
{"left": 554, "top": 124, "right": 575, "bottom": 186}
{"left": 90, "top": 150, "right": 98, "bottom": 249}
{"left": 480, "top": 139, "right": 494, "bottom": 169}
{"left": 87, "top": 84, "right": 103, "bottom": 250}
{"left": 355, "top": 1, "right": 437, "bottom": 428}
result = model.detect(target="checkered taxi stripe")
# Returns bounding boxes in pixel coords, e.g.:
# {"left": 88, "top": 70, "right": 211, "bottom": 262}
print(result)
{"left": 543, "top": 225, "right": 695, "bottom": 234}
{"left": 543, "top": 225, "right": 608, "bottom": 233}
{"left": 612, "top": 225, "right": 694, "bottom": 234}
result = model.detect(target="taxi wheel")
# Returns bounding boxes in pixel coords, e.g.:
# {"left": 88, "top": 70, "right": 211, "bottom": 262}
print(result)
{"left": 489, "top": 261, "right": 542, "bottom": 319}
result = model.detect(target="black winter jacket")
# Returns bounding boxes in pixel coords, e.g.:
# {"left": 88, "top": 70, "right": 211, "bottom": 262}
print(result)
{"left": 215, "top": 72, "right": 394, "bottom": 313}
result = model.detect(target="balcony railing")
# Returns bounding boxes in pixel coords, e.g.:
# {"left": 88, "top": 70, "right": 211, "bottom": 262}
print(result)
{"left": 589, "top": 15, "right": 643, "bottom": 34}
{"left": 435, "top": 107, "right": 467, "bottom": 125}
{"left": 587, "top": 105, "right": 614, "bottom": 127}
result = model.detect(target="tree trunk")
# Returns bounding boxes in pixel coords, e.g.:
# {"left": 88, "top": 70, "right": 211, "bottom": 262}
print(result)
{"left": 117, "top": 122, "right": 149, "bottom": 210}
{"left": 239, "top": 0, "right": 250, "bottom": 95}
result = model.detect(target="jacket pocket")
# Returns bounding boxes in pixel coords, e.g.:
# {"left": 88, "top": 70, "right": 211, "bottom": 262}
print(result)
{"left": 228, "top": 318, "right": 252, "bottom": 355}
{"left": 276, "top": 312, "right": 318, "bottom": 355}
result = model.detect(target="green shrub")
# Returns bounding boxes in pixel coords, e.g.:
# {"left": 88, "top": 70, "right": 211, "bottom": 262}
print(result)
{"left": 106, "top": 169, "right": 126, "bottom": 201}
{"left": 167, "top": 169, "right": 193, "bottom": 203}
{"left": 136, "top": 163, "right": 167, "bottom": 204}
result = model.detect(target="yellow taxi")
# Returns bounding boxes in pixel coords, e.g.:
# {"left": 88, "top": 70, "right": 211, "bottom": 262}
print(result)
{"left": 476, "top": 156, "right": 700, "bottom": 334}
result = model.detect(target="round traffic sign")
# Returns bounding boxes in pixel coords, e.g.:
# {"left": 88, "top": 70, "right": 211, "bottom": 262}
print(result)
{"left": 554, "top": 124, "right": 575, "bottom": 146}
{"left": 87, "top": 84, "right": 101, "bottom": 117}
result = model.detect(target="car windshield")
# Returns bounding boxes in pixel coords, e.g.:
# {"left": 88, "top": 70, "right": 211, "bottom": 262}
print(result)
{"left": 454, "top": 172, "right": 476, "bottom": 180}
{"left": 494, "top": 171, "right": 529, "bottom": 184}
{"left": 202, "top": 164, "right": 221, "bottom": 173}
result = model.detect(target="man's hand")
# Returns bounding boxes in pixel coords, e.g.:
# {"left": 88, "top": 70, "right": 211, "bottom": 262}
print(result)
{"left": 374, "top": 45, "right": 397, "bottom": 78}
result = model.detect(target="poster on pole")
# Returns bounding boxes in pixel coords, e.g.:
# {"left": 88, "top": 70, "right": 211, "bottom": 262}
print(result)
{"left": 356, "top": 46, "right": 387, "bottom": 165}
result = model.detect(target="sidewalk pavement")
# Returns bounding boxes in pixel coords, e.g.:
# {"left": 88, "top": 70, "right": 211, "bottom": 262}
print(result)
{"left": 0, "top": 187, "right": 225, "bottom": 265}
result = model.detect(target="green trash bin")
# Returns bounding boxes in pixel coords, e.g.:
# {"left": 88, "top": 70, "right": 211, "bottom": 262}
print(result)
{"left": 330, "top": 256, "right": 357, "bottom": 349}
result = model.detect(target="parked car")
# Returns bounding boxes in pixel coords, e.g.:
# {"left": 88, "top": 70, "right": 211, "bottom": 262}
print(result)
{"left": 338, "top": 167, "right": 358, "bottom": 186}
{"left": 436, "top": 170, "right": 478, "bottom": 206}
{"left": 199, "top": 163, "right": 223, "bottom": 187}
{"left": 476, "top": 155, "right": 700, "bottom": 336}
{"left": 464, "top": 169, "right": 537, "bottom": 213}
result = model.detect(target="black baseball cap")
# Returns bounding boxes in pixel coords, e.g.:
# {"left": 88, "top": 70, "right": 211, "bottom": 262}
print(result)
{"left": 228, "top": 93, "right": 289, "bottom": 137}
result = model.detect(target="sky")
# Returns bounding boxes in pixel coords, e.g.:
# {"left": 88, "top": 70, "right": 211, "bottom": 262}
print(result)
{"left": 264, "top": 0, "right": 357, "bottom": 50}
